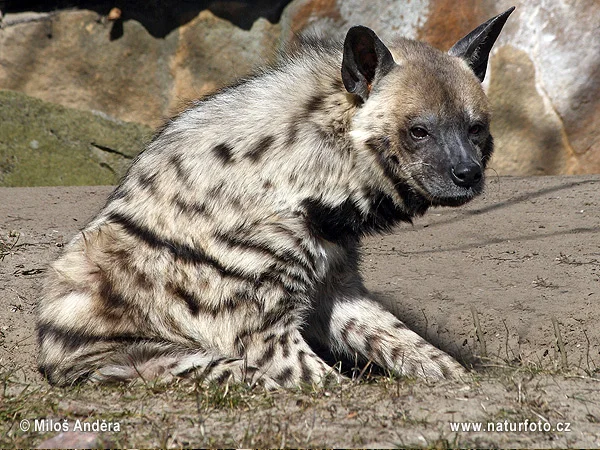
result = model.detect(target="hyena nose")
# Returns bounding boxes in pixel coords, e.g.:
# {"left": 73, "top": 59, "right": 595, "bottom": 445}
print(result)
{"left": 451, "top": 162, "right": 482, "bottom": 188}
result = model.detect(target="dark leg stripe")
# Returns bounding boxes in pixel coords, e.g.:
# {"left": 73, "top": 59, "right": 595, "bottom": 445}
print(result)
{"left": 214, "top": 369, "right": 234, "bottom": 384}
{"left": 298, "top": 350, "right": 313, "bottom": 383}
{"left": 37, "top": 322, "right": 137, "bottom": 352}
{"left": 275, "top": 367, "right": 294, "bottom": 385}
{"left": 280, "top": 332, "right": 290, "bottom": 359}
{"left": 107, "top": 211, "right": 247, "bottom": 280}
{"left": 340, "top": 318, "right": 357, "bottom": 345}
{"left": 255, "top": 342, "right": 276, "bottom": 367}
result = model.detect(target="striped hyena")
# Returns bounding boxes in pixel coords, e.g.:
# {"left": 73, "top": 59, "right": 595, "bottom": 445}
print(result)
{"left": 37, "top": 8, "right": 514, "bottom": 387}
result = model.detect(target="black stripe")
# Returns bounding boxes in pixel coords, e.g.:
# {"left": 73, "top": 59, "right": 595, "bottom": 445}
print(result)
{"left": 214, "top": 230, "right": 314, "bottom": 276}
{"left": 173, "top": 194, "right": 207, "bottom": 217}
{"left": 169, "top": 153, "right": 192, "bottom": 185}
{"left": 298, "top": 350, "right": 313, "bottom": 383}
{"left": 364, "top": 137, "right": 429, "bottom": 220}
{"left": 107, "top": 185, "right": 129, "bottom": 202}
{"left": 275, "top": 367, "right": 294, "bottom": 385}
{"left": 108, "top": 211, "right": 247, "bottom": 280}
{"left": 167, "top": 284, "right": 201, "bottom": 316}
{"left": 286, "top": 94, "right": 327, "bottom": 147}
{"left": 138, "top": 171, "right": 159, "bottom": 193}
{"left": 167, "top": 283, "right": 254, "bottom": 318}
{"left": 302, "top": 197, "right": 362, "bottom": 243}
{"left": 98, "top": 276, "right": 129, "bottom": 309}
{"left": 391, "top": 346, "right": 404, "bottom": 362}
{"left": 280, "top": 332, "right": 290, "bottom": 358}
{"left": 214, "top": 369, "right": 234, "bottom": 384}
{"left": 286, "top": 123, "right": 300, "bottom": 147}
{"left": 255, "top": 342, "right": 276, "bottom": 367}
{"left": 302, "top": 143, "right": 427, "bottom": 241}
{"left": 184, "top": 356, "right": 227, "bottom": 378}
{"left": 263, "top": 333, "right": 276, "bottom": 343}
{"left": 340, "top": 319, "right": 357, "bottom": 345}
{"left": 305, "top": 93, "right": 325, "bottom": 114}
{"left": 207, "top": 181, "right": 225, "bottom": 199}
{"left": 274, "top": 223, "right": 318, "bottom": 265}
{"left": 212, "top": 143, "right": 234, "bottom": 164}
{"left": 245, "top": 135, "right": 275, "bottom": 162}
{"left": 254, "top": 269, "right": 307, "bottom": 294}
{"left": 37, "top": 322, "right": 137, "bottom": 352}
{"left": 256, "top": 303, "right": 295, "bottom": 334}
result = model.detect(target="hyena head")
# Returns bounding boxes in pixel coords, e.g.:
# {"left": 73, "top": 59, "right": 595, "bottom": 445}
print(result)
{"left": 344, "top": 8, "right": 514, "bottom": 207}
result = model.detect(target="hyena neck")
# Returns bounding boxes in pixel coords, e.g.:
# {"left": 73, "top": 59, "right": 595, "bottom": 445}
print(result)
{"left": 302, "top": 184, "right": 428, "bottom": 245}
{"left": 298, "top": 115, "right": 430, "bottom": 244}
{"left": 280, "top": 50, "right": 431, "bottom": 244}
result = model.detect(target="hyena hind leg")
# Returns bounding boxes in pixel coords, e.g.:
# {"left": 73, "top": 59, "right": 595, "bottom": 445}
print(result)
{"left": 89, "top": 341, "right": 282, "bottom": 389}
{"left": 244, "top": 327, "right": 345, "bottom": 388}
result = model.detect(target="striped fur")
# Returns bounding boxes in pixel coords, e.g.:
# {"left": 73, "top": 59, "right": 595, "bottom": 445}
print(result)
{"left": 37, "top": 10, "right": 513, "bottom": 387}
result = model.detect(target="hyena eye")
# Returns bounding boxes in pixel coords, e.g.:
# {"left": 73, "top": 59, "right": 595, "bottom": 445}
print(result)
{"left": 469, "top": 124, "right": 484, "bottom": 135}
{"left": 410, "top": 127, "right": 428, "bottom": 140}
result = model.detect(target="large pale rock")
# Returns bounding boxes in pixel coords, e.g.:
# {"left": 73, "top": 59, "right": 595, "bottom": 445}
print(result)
{"left": 0, "top": 1, "right": 598, "bottom": 178}
{"left": 0, "top": 8, "right": 280, "bottom": 128}
{"left": 486, "top": 46, "right": 572, "bottom": 175}
{"left": 169, "top": 10, "right": 281, "bottom": 116}
{"left": 487, "top": 0, "right": 600, "bottom": 175}
{"left": 0, "top": 10, "right": 176, "bottom": 127}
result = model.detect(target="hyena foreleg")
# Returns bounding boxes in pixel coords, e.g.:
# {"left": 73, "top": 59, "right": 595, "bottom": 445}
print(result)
{"left": 307, "top": 286, "right": 467, "bottom": 380}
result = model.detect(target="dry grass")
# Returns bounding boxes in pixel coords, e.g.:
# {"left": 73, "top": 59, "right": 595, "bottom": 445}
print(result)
{"left": 2, "top": 357, "right": 599, "bottom": 448}
{"left": 3, "top": 303, "right": 598, "bottom": 447}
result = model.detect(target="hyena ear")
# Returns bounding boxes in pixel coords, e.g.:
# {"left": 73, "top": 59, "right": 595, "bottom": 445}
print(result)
{"left": 342, "top": 26, "right": 395, "bottom": 101}
{"left": 448, "top": 6, "right": 515, "bottom": 82}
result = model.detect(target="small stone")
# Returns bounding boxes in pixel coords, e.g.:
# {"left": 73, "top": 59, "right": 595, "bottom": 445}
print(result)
{"left": 37, "top": 432, "right": 102, "bottom": 449}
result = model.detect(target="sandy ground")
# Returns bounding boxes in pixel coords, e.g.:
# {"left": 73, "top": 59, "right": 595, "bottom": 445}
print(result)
{"left": 1, "top": 175, "right": 599, "bottom": 447}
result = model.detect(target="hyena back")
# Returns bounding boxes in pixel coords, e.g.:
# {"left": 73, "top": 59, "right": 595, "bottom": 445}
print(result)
{"left": 37, "top": 8, "right": 513, "bottom": 387}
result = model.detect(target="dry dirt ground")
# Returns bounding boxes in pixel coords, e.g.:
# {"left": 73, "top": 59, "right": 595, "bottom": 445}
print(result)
{"left": 1, "top": 175, "right": 599, "bottom": 448}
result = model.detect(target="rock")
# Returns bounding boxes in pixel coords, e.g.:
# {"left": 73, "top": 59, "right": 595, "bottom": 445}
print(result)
{"left": 0, "top": 90, "right": 152, "bottom": 186}
{"left": 488, "top": 0, "right": 600, "bottom": 175}
{"left": 0, "top": 1, "right": 598, "bottom": 177}
{"left": 486, "top": 46, "right": 573, "bottom": 175}
{"left": 0, "top": 10, "right": 176, "bottom": 128}
{"left": 169, "top": 10, "right": 281, "bottom": 117}
{"left": 0, "top": 8, "right": 280, "bottom": 128}
{"left": 37, "top": 431, "right": 110, "bottom": 449}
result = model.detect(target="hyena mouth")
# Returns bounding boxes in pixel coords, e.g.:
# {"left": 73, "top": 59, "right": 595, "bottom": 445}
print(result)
{"left": 410, "top": 174, "right": 484, "bottom": 208}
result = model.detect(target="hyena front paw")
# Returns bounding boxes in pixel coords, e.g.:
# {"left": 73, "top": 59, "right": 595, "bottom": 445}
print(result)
{"left": 391, "top": 344, "right": 467, "bottom": 381}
